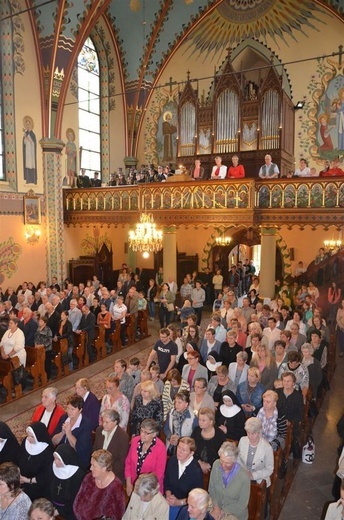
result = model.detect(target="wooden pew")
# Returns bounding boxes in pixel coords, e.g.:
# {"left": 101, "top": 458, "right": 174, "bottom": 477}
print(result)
{"left": 73, "top": 331, "right": 89, "bottom": 368}
{"left": 138, "top": 309, "right": 149, "bottom": 337}
{"left": 110, "top": 319, "right": 122, "bottom": 352}
{"left": 94, "top": 325, "right": 106, "bottom": 359}
{"left": 248, "top": 480, "right": 267, "bottom": 520}
{"left": 125, "top": 314, "right": 135, "bottom": 345}
{"left": 269, "top": 446, "right": 282, "bottom": 516}
{"left": 10, "top": 356, "right": 23, "bottom": 399}
{"left": 52, "top": 338, "right": 70, "bottom": 378}
{"left": 0, "top": 358, "right": 21, "bottom": 402}
{"left": 26, "top": 345, "right": 47, "bottom": 387}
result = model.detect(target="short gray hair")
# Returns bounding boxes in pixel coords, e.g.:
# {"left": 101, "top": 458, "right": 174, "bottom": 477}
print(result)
{"left": 101, "top": 409, "right": 120, "bottom": 424}
{"left": 236, "top": 351, "right": 248, "bottom": 362}
{"left": 301, "top": 342, "right": 314, "bottom": 355}
{"left": 187, "top": 488, "right": 210, "bottom": 512}
{"left": 134, "top": 473, "right": 159, "bottom": 498}
{"left": 44, "top": 387, "right": 58, "bottom": 399}
{"left": 218, "top": 441, "right": 238, "bottom": 461}
{"left": 244, "top": 417, "right": 262, "bottom": 434}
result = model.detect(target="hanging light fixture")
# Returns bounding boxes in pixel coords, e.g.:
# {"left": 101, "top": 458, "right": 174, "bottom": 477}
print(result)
{"left": 128, "top": 213, "right": 163, "bottom": 253}
{"left": 215, "top": 235, "right": 232, "bottom": 246}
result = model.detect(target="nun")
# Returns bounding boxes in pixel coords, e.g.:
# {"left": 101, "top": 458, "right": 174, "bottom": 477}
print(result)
{"left": 215, "top": 390, "right": 246, "bottom": 441}
{"left": 0, "top": 421, "right": 20, "bottom": 465}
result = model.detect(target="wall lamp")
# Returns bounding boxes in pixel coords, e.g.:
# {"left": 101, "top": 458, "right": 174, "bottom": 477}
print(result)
{"left": 294, "top": 101, "right": 305, "bottom": 110}
{"left": 25, "top": 226, "right": 41, "bottom": 245}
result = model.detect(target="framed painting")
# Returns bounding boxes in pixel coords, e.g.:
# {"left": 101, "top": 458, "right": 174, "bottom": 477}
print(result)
{"left": 24, "top": 190, "right": 41, "bottom": 224}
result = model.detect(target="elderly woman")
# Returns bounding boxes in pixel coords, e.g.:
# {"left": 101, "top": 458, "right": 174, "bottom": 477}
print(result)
{"left": 190, "top": 377, "right": 215, "bottom": 416}
{"left": 162, "top": 369, "right": 190, "bottom": 420}
{"left": 216, "top": 390, "right": 246, "bottom": 441}
{"left": 52, "top": 394, "right": 93, "bottom": 469}
{"left": 100, "top": 374, "right": 130, "bottom": 430}
{"left": 228, "top": 351, "right": 249, "bottom": 392}
{"left": 48, "top": 444, "right": 86, "bottom": 519}
{"left": 123, "top": 472, "right": 169, "bottom": 520}
{"left": 273, "top": 340, "right": 288, "bottom": 369}
{"left": 182, "top": 350, "right": 208, "bottom": 391}
{"left": 286, "top": 311, "right": 307, "bottom": 336}
{"left": 238, "top": 417, "right": 274, "bottom": 487}
{"left": 130, "top": 380, "right": 164, "bottom": 436}
{"left": 208, "top": 365, "right": 236, "bottom": 408}
{"left": 125, "top": 418, "right": 167, "bottom": 496}
{"left": 73, "top": 449, "right": 125, "bottom": 520}
{"left": 164, "top": 391, "right": 197, "bottom": 456}
{"left": 0, "top": 462, "right": 31, "bottom": 519}
{"left": 93, "top": 409, "right": 129, "bottom": 484}
{"left": 34, "top": 315, "right": 54, "bottom": 380}
{"left": 192, "top": 407, "right": 226, "bottom": 474}
{"left": 257, "top": 390, "right": 287, "bottom": 451}
{"left": 307, "top": 315, "right": 330, "bottom": 344}
{"left": 236, "top": 366, "right": 265, "bottom": 417}
{"left": 209, "top": 441, "right": 250, "bottom": 520}
{"left": 177, "top": 488, "right": 215, "bottom": 520}
{"left": 326, "top": 480, "right": 344, "bottom": 520}
{"left": 164, "top": 437, "right": 204, "bottom": 520}
{"left": 278, "top": 350, "right": 309, "bottom": 401}
{"left": 28, "top": 498, "right": 55, "bottom": 520}
{"left": 18, "top": 422, "right": 54, "bottom": 501}
{"left": 301, "top": 343, "right": 323, "bottom": 398}
{"left": 0, "top": 317, "right": 26, "bottom": 368}
{"left": 250, "top": 343, "right": 278, "bottom": 390}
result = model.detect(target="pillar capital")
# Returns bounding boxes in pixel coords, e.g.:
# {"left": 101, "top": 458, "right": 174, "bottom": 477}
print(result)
{"left": 39, "top": 138, "right": 65, "bottom": 153}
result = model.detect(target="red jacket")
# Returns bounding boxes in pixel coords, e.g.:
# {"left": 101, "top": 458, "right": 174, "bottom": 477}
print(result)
{"left": 31, "top": 403, "right": 65, "bottom": 436}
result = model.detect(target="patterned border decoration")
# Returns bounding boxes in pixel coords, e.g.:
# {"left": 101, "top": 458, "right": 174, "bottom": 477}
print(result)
{"left": 0, "top": 237, "right": 22, "bottom": 285}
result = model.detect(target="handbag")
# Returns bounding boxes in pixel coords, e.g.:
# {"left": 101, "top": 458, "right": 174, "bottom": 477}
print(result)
{"left": 61, "top": 353, "right": 71, "bottom": 366}
{"left": 167, "top": 303, "right": 175, "bottom": 312}
{"left": 308, "top": 399, "right": 319, "bottom": 419}
{"left": 302, "top": 435, "right": 315, "bottom": 464}
{"left": 11, "top": 362, "right": 25, "bottom": 386}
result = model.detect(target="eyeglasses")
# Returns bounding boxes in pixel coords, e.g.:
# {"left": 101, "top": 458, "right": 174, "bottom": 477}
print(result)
{"left": 140, "top": 429, "right": 154, "bottom": 435}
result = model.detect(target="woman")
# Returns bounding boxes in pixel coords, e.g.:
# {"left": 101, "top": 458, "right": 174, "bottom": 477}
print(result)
{"left": 250, "top": 343, "right": 278, "bottom": 390}
{"left": 167, "top": 324, "right": 183, "bottom": 363}
{"left": 93, "top": 409, "right": 129, "bottom": 484}
{"left": 286, "top": 311, "right": 307, "bottom": 336}
{"left": 192, "top": 407, "right": 226, "bottom": 474}
{"left": 0, "top": 462, "right": 31, "bottom": 519}
{"left": 162, "top": 369, "right": 190, "bottom": 420}
{"left": 130, "top": 380, "right": 164, "bottom": 437}
{"left": 228, "top": 351, "right": 249, "bottom": 392}
{"left": 34, "top": 315, "right": 53, "bottom": 380}
{"left": 248, "top": 288, "right": 260, "bottom": 308}
{"left": 236, "top": 366, "right": 265, "bottom": 417}
{"left": 238, "top": 417, "right": 274, "bottom": 487}
{"left": 325, "top": 481, "right": 344, "bottom": 520}
{"left": 208, "top": 365, "right": 236, "bottom": 408}
{"left": 307, "top": 281, "right": 319, "bottom": 303}
{"left": 177, "top": 339, "right": 200, "bottom": 373}
{"left": 49, "top": 444, "right": 86, "bottom": 520}
{"left": 100, "top": 374, "right": 130, "bottom": 430}
{"left": 182, "top": 324, "right": 201, "bottom": 351}
{"left": 302, "top": 302, "right": 313, "bottom": 329}
{"left": 52, "top": 394, "right": 93, "bottom": 469}
{"left": 182, "top": 350, "right": 208, "bottom": 391}
{"left": 0, "top": 317, "right": 26, "bottom": 367}
{"left": 54, "top": 310, "right": 74, "bottom": 371}
{"left": 176, "top": 301, "right": 196, "bottom": 329}
{"left": 288, "top": 322, "right": 307, "bottom": 351}
{"left": 0, "top": 422, "right": 20, "bottom": 465}
{"left": 212, "top": 269, "right": 223, "bottom": 299}
{"left": 328, "top": 281, "right": 341, "bottom": 325}
{"left": 73, "top": 449, "right": 125, "bottom": 520}
{"left": 177, "top": 488, "right": 215, "bottom": 520}
{"left": 147, "top": 278, "right": 158, "bottom": 321}
{"left": 28, "top": 498, "right": 55, "bottom": 520}
{"left": 216, "top": 390, "right": 246, "bottom": 441}
{"left": 301, "top": 343, "right": 323, "bottom": 398}
{"left": 164, "top": 391, "right": 196, "bottom": 456}
{"left": 245, "top": 332, "right": 264, "bottom": 364}
{"left": 273, "top": 340, "right": 288, "bottom": 369}
{"left": 190, "top": 377, "right": 215, "bottom": 416}
{"left": 18, "top": 423, "right": 54, "bottom": 501}
{"left": 256, "top": 390, "right": 287, "bottom": 451}
{"left": 278, "top": 350, "right": 309, "bottom": 400}
{"left": 123, "top": 472, "right": 169, "bottom": 520}
{"left": 208, "top": 441, "right": 250, "bottom": 520}
{"left": 164, "top": 437, "right": 204, "bottom": 520}
{"left": 307, "top": 315, "right": 330, "bottom": 344}
{"left": 125, "top": 418, "right": 167, "bottom": 496}
{"left": 336, "top": 299, "right": 344, "bottom": 358}
{"left": 232, "top": 308, "right": 247, "bottom": 333}
{"left": 97, "top": 303, "right": 112, "bottom": 349}
{"left": 159, "top": 283, "right": 175, "bottom": 328}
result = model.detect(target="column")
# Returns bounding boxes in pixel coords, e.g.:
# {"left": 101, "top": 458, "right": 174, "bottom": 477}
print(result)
{"left": 40, "top": 138, "right": 65, "bottom": 285}
{"left": 259, "top": 227, "right": 277, "bottom": 299}
{"left": 163, "top": 226, "right": 177, "bottom": 282}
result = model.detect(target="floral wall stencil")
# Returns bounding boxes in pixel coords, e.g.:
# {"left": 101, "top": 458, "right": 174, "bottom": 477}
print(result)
{"left": 80, "top": 228, "right": 112, "bottom": 255}
{"left": 0, "top": 238, "right": 22, "bottom": 284}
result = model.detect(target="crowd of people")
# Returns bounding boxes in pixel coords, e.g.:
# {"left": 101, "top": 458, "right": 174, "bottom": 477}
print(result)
{"left": 0, "top": 264, "right": 343, "bottom": 519}
{"left": 74, "top": 154, "right": 344, "bottom": 188}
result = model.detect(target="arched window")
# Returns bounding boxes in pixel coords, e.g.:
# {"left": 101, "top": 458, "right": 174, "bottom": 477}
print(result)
{"left": 78, "top": 37, "right": 101, "bottom": 176}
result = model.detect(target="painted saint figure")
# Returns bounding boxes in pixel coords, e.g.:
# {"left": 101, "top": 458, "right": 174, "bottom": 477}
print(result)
{"left": 162, "top": 111, "right": 177, "bottom": 162}
{"left": 66, "top": 128, "right": 77, "bottom": 187}
{"left": 23, "top": 116, "right": 37, "bottom": 184}
{"left": 318, "top": 114, "right": 334, "bottom": 151}
{"left": 335, "top": 88, "right": 344, "bottom": 150}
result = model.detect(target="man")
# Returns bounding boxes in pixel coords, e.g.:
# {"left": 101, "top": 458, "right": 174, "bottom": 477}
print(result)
{"left": 276, "top": 371, "right": 304, "bottom": 455}
{"left": 228, "top": 265, "right": 240, "bottom": 299}
{"left": 241, "top": 297, "right": 255, "bottom": 323}
{"left": 201, "top": 267, "right": 213, "bottom": 305}
{"left": 91, "top": 171, "right": 102, "bottom": 187}
{"left": 31, "top": 386, "right": 65, "bottom": 436}
{"left": 45, "top": 301, "right": 60, "bottom": 337}
{"left": 112, "top": 359, "right": 135, "bottom": 402}
{"left": 190, "top": 158, "right": 205, "bottom": 180}
{"left": 191, "top": 280, "right": 205, "bottom": 326}
{"left": 18, "top": 281, "right": 32, "bottom": 303}
{"left": 180, "top": 277, "right": 192, "bottom": 302}
{"left": 145, "top": 328, "right": 178, "bottom": 380}
{"left": 124, "top": 286, "right": 140, "bottom": 338}
{"left": 19, "top": 306, "right": 38, "bottom": 347}
{"left": 258, "top": 154, "right": 279, "bottom": 179}
{"left": 77, "top": 168, "right": 91, "bottom": 187}
{"left": 263, "top": 317, "right": 281, "bottom": 350}
{"left": 167, "top": 276, "right": 178, "bottom": 297}
{"left": 52, "top": 294, "right": 63, "bottom": 315}
{"left": 211, "top": 156, "right": 227, "bottom": 179}
{"left": 69, "top": 298, "right": 82, "bottom": 331}
{"left": 75, "top": 377, "right": 101, "bottom": 430}
{"left": 259, "top": 304, "right": 272, "bottom": 330}
{"left": 200, "top": 328, "right": 221, "bottom": 364}
{"left": 76, "top": 304, "right": 97, "bottom": 362}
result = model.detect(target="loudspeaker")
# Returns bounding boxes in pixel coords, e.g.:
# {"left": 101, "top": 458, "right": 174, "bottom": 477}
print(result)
{"left": 124, "top": 242, "right": 128, "bottom": 254}
{"left": 289, "top": 247, "right": 294, "bottom": 261}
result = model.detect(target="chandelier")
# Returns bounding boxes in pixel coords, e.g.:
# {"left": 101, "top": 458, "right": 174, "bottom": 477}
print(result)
{"left": 215, "top": 236, "right": 232, "bottom": 246}
{"left": 324, "top": 238, "right": 342, "bottom": 252}
{"left": 128, "top": 213, "right": 163, "bottom": 253}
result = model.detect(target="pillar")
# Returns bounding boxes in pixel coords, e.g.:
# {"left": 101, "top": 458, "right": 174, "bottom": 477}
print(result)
{"left": 40, "top": 138, "right": 66, "bottom": 285}
{"left": 259, "top": 227, "right": 277, "bottom": 299}
{"left": 163, "top": 226, "right": 177, "bottom": 283}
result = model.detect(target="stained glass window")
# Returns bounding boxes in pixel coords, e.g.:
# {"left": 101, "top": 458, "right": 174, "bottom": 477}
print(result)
{"left": 78, "top": 37, "right": 101, "bottom": 177}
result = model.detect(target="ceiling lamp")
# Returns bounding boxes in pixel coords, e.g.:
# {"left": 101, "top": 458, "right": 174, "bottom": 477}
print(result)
{"left": 324, "top": 238, "right": 342, "bottom": 251}
{"left": 129, "top": 213, "right": 163, "bottom": 253}
{"left": 215, "top": 236, "right": 232, "bottom": 246}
